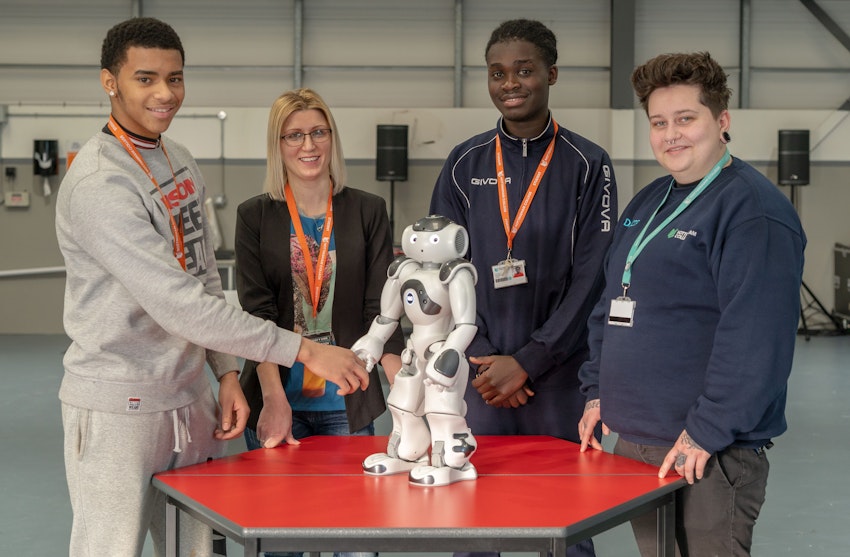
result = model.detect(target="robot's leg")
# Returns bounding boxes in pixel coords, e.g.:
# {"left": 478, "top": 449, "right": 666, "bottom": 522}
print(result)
{"left": 409, "top": 361, "right": 476, "bottom": 486}
{"left": 408, "top": 412, "right": 477, "bottom": 486}
{"left": 362, "top": 360, "right": 430, "bottom": 476}
{"left": 362, "top": 403, "right": 430, "bottom": 475}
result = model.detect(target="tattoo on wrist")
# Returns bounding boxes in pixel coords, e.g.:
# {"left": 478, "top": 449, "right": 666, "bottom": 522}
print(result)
{"left": 682, "top": 432, "right": 704, "bottom": 452}
{"left": 585, "top": 399, "right": 601, "bottom": 411}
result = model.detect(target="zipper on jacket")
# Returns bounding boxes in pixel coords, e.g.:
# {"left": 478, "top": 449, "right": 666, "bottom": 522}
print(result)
{"left": 522, "top": 138, "right": 528, "bottom": 158}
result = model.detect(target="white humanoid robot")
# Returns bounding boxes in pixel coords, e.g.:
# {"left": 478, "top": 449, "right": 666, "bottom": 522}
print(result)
{"left": 351, "top": 215, "right": 478, "bottom": 486}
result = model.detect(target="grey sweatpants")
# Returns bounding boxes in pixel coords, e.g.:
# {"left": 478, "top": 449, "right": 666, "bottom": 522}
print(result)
{"left": 62, "top": 385, "right": 226, "bottom": 557}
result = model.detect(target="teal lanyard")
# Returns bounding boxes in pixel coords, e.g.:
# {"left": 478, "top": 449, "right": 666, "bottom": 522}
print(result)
{"left": 621, "top": 150, "right": 731, "bottom": 293}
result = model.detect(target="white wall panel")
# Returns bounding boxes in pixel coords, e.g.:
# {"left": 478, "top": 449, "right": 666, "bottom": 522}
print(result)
{"left": 0, "top": 1, "right": 126, "bottom": 65}
{"left": 304, "top": 69, "right": 456, "bottom": 108}
{"left": 5, "top": 0, "right": 850, "bottom": 334}
{"left": 462, "top": 0, "right": 611, "bottom": 68}
{"left": 751, "top": 72, "right": 850, "bottom": 109}
{"left": 635, "top": 0, "right": 740, "bottom": 67}
{"left": 181, "top": 68, "right": 295, "bottom": 107}
{"left": 303, "top": 0, "right": 456, "bottom": 67}
{"left": 750, "top": 0, "right": 850, "bottom": 67}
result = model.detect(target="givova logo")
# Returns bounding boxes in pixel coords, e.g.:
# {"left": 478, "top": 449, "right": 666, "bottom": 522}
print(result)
{"left": 668, "top": 228, "right": 697, "bottom": 241}
{"left": 471, "top": 177, "right": 511, "bottom": 186}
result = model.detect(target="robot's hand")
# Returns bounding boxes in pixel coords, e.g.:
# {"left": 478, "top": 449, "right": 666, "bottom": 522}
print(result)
{"left": 354, "top": 350, "right": 378, "bottom": 373}
{"left": 422, "top": 377, "right": 445, "bottom": 392}
{"left": 401, "top": 348, "right": 415, "bottom": 367}
{"left": 351, "top": 335, "right": 384, "bottom": 372}
{"left": 425, "top": 347, "right": 465, "bottom": 389}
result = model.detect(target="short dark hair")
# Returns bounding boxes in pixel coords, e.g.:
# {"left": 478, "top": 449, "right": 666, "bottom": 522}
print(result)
{"left": 631, "top": 52, "right": 732, "bottom": 117}
{"left": 101, "top": 17, "right": 185, "bottom": 75}
{"left": 485, "top": 19, "right": 557, "bottom": 67}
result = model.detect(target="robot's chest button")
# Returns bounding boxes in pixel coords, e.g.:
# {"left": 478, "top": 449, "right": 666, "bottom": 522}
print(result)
{"left": 401, "top": 279, "right": 442, "bottom": 316}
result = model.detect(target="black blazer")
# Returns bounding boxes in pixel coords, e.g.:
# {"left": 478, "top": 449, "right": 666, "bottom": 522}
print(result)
{"left": 235, "top": 188, "right": 405, "bottom": 433}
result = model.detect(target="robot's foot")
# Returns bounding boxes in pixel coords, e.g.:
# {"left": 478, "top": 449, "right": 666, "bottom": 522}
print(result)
{"left": 362, "top": 453, "right": 428, "bottom": 476}
{"left": 408, "top": 463, "right": 478, "bottom": 486}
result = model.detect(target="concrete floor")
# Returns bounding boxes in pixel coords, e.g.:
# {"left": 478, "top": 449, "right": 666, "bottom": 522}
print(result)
{"left": 2, "top": 333, "right": 848, "bottom": 556}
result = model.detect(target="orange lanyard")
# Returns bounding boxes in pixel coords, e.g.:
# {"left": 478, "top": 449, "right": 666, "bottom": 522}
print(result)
{"left": 107, "top": 116, "right": 187, "bottom": 271}
{"left": 495, "top": 120, "right": 559, "bottom": 255}
{"left": 284, "top": 183, "right": 334, "bottom": 319}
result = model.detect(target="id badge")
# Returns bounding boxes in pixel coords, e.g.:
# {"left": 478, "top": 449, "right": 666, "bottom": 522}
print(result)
{"left": 608, "top": 297, "right": 635, "bottom": 327}
{"left": 492, "top": 259, "right": 529, "bottom": 289}
{"left": 304, "top": 330, "right": 336, "bottom": 345}
{"left": 301, "top": 331, "right": 335, "bottom": 398}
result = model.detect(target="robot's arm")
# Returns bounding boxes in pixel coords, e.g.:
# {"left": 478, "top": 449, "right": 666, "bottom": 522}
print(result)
{"left": 444, "top": 261, "right": 477, "bottom": 340}
{"left": 425, "top": 263, "right": 478, "bottom": 388}
{"left": 351, "top": 256, "right": 415, "bottom": 371}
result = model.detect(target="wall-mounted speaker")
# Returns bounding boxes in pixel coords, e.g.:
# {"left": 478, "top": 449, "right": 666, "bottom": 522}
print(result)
{"left": 376, "top": 125, "right": 408, "bottom": 182}
{"left": 778, "top": 129, "right": 809, "bottom": 186}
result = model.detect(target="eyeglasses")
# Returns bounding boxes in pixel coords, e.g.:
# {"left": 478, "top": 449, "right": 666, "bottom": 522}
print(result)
{"left": 280, "top": 128, "right": 332, "bottom": 146}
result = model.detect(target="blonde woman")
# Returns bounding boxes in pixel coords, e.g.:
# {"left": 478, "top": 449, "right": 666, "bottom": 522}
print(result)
{"left": 236, "top": 88, "right": 403, "bottom": 457}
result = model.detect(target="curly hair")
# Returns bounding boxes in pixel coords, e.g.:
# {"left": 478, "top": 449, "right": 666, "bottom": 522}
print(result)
{"left": 631, "top": 52, "right": 731, "bottom": 117}
{"left": 101, "top": 17, "right": 184, "bottom": 74}
{"left": 264, "top": 88, "right": 347, "bottom": 201}
{"left": 485, "top": 19, "right": 557, "bottom": 67}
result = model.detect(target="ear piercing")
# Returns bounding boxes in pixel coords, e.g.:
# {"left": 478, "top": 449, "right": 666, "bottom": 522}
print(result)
{"left": 721, "top": 131, "right": 732, "bottom": 143}
{"left": 109, "top": 91, "right": 115, "bottom": 97}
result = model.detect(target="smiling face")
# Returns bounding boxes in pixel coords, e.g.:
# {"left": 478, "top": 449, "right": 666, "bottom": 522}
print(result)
{"left": 486, "top": 39, "right": 557, "bottom": 138}
{"left": 647, "top": 84, "right": 730, "bottom": 184}
{"left": 101, "top": 46, "right": 184, "bottom": 138}
{"left": 280, "top": 109, "right": 332, "bottom": 186}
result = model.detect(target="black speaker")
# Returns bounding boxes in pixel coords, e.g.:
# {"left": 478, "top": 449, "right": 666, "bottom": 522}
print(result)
{"left": 376, "top": 125, "right": 408, "bottom": 182}
{"left": 778, "top": 129, "right": 809, "bottom": 186}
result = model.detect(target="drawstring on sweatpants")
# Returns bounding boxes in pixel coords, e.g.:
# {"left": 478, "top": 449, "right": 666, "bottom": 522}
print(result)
{"left": 170, "top": 407, "right": 193, "bottom": 453}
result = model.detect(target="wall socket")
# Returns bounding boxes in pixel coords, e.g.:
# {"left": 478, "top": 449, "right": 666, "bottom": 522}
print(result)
{"left": 4, "top": 191, "right": 30, "bottom": 207}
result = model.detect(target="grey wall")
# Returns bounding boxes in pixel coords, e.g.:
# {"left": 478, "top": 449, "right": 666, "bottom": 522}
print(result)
{"left": 3, "top": 0, "right": 850, "bottom": 334}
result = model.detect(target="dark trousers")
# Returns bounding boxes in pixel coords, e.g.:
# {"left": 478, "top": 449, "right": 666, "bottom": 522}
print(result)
{"left": 614, "top": 437, "right": 769, "bottom": 557}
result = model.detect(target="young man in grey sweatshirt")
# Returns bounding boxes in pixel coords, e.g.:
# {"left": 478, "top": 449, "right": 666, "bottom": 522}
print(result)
{"left": 55, "top": 17, "right": 370, "bottom": 557}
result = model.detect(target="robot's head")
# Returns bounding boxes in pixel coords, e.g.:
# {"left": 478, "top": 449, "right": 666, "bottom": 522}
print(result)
{"left": 401, "top": 215, "right": 469, "bottom": 264}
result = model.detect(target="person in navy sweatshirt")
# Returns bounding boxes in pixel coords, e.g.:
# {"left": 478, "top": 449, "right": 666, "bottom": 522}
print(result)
{"left": 578, "top": 51, "right": 805, "bottom": 557}
{"left": 431, "top": 19, "right": 616, "bottom": 557}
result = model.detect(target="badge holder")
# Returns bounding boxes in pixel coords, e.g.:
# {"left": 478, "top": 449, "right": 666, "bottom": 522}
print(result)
{"left": 608, "top": 285, "right": 635, "bottom": 327}
{"left": 301, "top": 331, "right": 336, "bottom": 397}
{"left": 492, "top": 257, "right": 528, "bottom": 289}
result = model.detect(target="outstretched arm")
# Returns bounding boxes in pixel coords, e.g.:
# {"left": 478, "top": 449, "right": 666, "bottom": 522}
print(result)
{"left": 296, "top": 338, "right": 370, "bottom": 395}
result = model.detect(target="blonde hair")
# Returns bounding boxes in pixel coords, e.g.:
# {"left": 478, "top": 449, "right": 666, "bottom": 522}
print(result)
{"left": 263, "top": 88, "right": 347, "bottom": 200}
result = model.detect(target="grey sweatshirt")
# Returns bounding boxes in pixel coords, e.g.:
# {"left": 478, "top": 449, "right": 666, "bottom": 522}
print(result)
{"left": 56, "top": 128, "right": 301, "bottom": 414}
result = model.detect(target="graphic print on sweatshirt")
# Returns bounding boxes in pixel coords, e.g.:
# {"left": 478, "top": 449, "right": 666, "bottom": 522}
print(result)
{"left": 147, "top": 165, "right": 207, "bottom": 275}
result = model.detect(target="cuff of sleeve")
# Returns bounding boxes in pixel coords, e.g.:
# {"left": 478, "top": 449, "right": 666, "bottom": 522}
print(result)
{"left": 467, "top": 336, "right": 496, "bottom": 360}
{"left": 514, "top": 339, "right": 556, "bottom": 382}
{"left": 582, "top": 387, "right": 600, "bottom": 402}
{"left": 209, "top": 353, "right": 240, "bottom": 381}
{"left": 684, "top": 419, "right": 728, "bottom": 456}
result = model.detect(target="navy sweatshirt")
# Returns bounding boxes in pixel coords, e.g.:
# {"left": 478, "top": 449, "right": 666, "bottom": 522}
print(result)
{"left": 431, "top": 116, "right": 616, "bottom": 389}
{"left": 579, "top": 157, "right": 805, "bottom": 454}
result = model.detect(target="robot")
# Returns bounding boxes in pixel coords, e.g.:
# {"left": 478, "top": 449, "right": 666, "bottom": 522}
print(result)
{"left": 351, "top": 215, "right": 478, "bottom": 486}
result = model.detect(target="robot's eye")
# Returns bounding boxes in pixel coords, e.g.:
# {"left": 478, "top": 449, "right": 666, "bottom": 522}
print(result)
{"left": 429, "top": 234, "right": 440, "bottom": 244}
{"left": 409, "top": 234, "right": 418, "bottom": 244}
